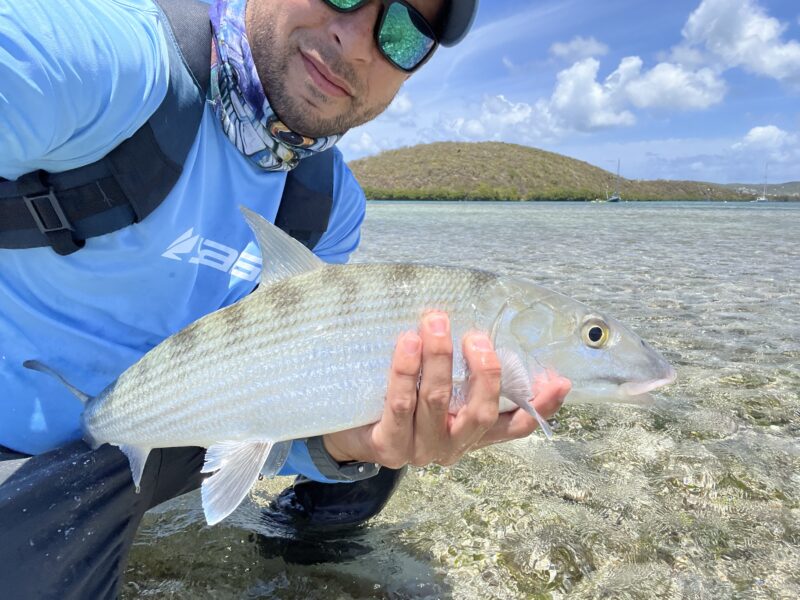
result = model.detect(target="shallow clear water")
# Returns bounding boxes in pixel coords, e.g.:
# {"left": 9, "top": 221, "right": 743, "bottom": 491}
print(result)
{"left": 125, "top": 201, "right": 800, "bottom": 599}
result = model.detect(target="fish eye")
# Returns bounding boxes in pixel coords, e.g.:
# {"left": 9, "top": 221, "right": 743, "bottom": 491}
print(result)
{"left": 582, "top": 318, "right": 610, "bottom": 349}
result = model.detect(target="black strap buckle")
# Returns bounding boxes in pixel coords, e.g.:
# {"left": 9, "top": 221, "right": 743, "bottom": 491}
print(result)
{"left": 23, "top": 188, "right": 74, "bottom": 234}
{"left": 22, "top": 188, "right": 83, "bottom": 255}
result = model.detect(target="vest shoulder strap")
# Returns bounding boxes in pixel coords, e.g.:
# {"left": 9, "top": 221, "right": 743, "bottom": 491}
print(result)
{"left": 275, "top": 149, "right": 335, "bottom": 250}
{"left": 0, "top": 0, "right": 334, "bottom": 255}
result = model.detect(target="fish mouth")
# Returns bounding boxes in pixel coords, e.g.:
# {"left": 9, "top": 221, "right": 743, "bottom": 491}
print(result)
{"left": 619, "top": 366, "right": 677, "bottom": 397}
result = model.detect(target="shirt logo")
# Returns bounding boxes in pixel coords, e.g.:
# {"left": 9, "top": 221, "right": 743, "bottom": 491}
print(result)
{"left": 162, "top": 228, "right": 262, "bottom": 282}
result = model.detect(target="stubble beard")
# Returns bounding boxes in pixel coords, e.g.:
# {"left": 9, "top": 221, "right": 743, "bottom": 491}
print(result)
{"left": 251, "top": 28, "right": 391, "bottom": 138}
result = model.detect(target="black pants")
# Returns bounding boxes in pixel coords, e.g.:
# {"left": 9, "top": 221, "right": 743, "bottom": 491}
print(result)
{"left": 0, "top": 443, "right": 204, "bottom": 599}
{"left": 0, "top": 442, "right": 403, "bottom": 600}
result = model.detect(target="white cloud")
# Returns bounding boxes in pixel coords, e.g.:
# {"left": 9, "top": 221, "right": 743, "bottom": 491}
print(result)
{"left": 386, "top": 92, "right": 412, "bottom": 116}
{"left": 550, "top": 36, "right": 609, "bottom": 61}
{"left": 448, "top": 118, "right": 486, "bottom": 138}
{"left": 680, "top": 0, "right": 800, "bottom": 84}
{"left": 661, "top": 44, "right": 708, "bottom": 69}
{"left": 536, "top": 54, "right": 726, "bottom": 133}
{"left": 443, "top": 53, "right": 727, "bottom": 141}
{"left": 480, "top": 95, "right": 536, "bottom": 128}
{"left": 444, "top": 94, "right": 561, "bottom": 143}
{"left": 735, "top": 125, "right": 797, "bottom": 149}
{"left": 549, "top": 58, "right": 635, "bottom": 129}
{"left": 732, "top": 125, "right": 800, "bottom": 162}
{"left": 625, "top": 62, "right": 727, "bottom": 109}
{"left": 341, "top": 131, "right": 381, "bottom": 156}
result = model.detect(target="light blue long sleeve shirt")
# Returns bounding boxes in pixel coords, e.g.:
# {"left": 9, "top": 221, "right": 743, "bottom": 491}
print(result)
{"left": 0, "top": 0, "right": 366, "bottom": 481}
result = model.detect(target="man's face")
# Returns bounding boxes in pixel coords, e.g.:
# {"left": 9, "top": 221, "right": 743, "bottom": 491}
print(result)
{"left": 246, "top": 0, "right": 444, "bottom": 137}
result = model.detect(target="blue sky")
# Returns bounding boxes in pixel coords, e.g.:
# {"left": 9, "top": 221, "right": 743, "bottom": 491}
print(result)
{"left": 338, "top": 0, "right": 800, "bottom": 184}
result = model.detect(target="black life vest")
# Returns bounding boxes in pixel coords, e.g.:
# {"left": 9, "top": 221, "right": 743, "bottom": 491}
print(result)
{"left": 0, "top": 0, "right": 333, "bottom": 256}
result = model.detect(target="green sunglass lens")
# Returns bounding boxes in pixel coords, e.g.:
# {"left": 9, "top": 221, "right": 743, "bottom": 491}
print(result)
{"left": 326, "top": 0, "right": 367, "bottom": 10}
{"left": 379, "top": 3, "right": 435, "bottom": 70}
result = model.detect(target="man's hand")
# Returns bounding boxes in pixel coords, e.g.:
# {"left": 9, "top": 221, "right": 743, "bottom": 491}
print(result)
{"left": 322, "top": 311, "right": 571, "bottom": 469}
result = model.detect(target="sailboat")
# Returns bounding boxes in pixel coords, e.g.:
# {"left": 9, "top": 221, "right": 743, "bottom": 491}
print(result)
{"left": 754, "top": 163, "right": 768, "bottom": 202}
{"left": 608, "top": 159, "right": 622, "bottom": 202}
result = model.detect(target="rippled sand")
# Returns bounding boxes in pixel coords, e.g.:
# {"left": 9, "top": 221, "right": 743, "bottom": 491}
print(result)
{"left": 125, "top": 202, "right": 799, "bottom": 599}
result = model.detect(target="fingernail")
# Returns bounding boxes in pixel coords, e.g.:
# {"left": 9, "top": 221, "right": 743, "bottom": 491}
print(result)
{"left": 471, "top": 334, "right": 492, "bottom": 351}
{"left": 402, "top": 332, "right": 421, "bottom": 354}
{"left": 426, "top": 313, "right": 449, "bottom": 336}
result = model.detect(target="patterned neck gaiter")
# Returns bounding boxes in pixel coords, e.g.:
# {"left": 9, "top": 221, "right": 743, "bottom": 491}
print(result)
{"left": 209, "top": 0, "right": 340, "bottom": 171}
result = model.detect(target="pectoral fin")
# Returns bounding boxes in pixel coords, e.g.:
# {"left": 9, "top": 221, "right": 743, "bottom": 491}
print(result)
{"left": 496, "top": 349, "right": 554, "bottom": 440}
{"left": 519, "top": 401, "right": 554, "bottom": 440}
{"left": 496, "top": 348, "right": 532, "bottom": 404}
{"left": 201, "top": 440, "right": 275, "bottom": 526}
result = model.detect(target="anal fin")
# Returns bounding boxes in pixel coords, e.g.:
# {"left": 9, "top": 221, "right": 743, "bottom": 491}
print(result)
{"left": 118, "top": 445, "right": 151, "bottom": 493}
{"left": 260, "top": 440, "right": 292, "bottom": 479}
{"left": 201, "top": 440, "right": 274, "bottom": 526}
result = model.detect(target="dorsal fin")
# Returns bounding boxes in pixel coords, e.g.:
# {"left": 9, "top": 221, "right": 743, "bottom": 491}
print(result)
{"left": 240, "top": 205, "right": 325, "bottom": 288}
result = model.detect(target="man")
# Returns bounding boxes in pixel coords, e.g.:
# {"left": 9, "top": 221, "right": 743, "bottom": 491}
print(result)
{"left": 0, "top": 0, "right": 570, "bottom": 597}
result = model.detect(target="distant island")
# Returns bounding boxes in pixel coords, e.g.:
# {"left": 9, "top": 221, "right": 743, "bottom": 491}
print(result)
{"left": 348, "top": 142, "right": 799, "bottom": 202}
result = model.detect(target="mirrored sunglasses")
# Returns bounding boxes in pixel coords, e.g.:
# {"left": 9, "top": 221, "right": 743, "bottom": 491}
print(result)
{"left": 321, "top": 0, "right": 438, "bottom": 72}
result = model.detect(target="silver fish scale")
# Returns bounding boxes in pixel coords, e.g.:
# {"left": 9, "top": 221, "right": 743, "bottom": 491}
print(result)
{"left": 83, "top": 264, "right": 500, "bottom": 449}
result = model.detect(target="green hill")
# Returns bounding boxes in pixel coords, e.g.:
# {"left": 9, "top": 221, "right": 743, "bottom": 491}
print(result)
{"left": 348, "top": 142, "right": 753, "bottom": 201}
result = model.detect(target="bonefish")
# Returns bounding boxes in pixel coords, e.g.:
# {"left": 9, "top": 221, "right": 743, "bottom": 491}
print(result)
{"left": 26, "top": 206, "right": 676, "bottom": 525}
